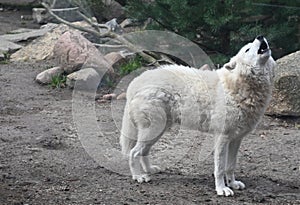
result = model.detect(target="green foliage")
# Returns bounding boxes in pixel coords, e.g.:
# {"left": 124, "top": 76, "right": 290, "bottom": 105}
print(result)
{"left": 0, "top": 52, "right": 10, "bottom": 64}
{"left": 126, "top": 0, "right": 300, "bottom": 63}
{"left": 50, "top": 74, "right": 66, "bottom": 89}
{"left": 104, "top": 75, "right": 116, "bottom": 88}
{"left": 100, "top": 56, "right": 143, "bottom": 89}
{"left": 119, "top": 56, "right": 143, "bottom": 76}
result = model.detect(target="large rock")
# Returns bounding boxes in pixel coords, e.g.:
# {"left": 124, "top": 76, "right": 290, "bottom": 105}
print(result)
{"left": 10, "top": 22, "right": 96, "bottom": 62}
{"left": 10, "top": 24, "right": 67, "bottom": 62}
{"left": 266, "top": 51, "right": 300, "bottom": 116}
{"left": 53, "top": 30, "right": 106, "bottom": 74}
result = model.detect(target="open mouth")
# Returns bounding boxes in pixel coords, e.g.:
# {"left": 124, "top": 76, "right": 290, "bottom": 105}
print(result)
{"left": 258, "top": 40, "right": 269, "bottom": 54}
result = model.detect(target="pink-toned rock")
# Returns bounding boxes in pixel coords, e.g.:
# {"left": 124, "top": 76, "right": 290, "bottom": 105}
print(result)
{"left": 97, "top": 99, "right": 109, "bottom": 103}
{"left": 36, "top": 66, "right": 64, "bottom": 84}
{"left": 53, "top": 30, "right": 104, "bottom": 74}
{"left": 103, "top": 93, "right": 117, "bottom": 100}
{"left": 116, "top": 92, "right": 126, "bottom": 100}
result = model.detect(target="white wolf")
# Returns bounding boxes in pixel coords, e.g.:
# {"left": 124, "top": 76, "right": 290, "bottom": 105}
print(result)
{"left": 120, "top": 36, "right": 275, "bottom": 196}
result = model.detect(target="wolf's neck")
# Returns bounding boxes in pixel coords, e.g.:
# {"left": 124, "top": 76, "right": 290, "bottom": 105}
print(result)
{"left": 218, "top": 67, "right": 272, "bottom": 108}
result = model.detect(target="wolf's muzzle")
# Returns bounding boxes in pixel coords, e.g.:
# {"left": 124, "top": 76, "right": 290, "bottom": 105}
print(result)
{"left": 256, "top": 35, "right": 269, "bottom": 54}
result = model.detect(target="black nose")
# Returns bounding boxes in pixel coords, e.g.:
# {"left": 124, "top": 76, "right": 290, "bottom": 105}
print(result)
{"left": 256, "top": 35, "right": 264, "bottom": 42}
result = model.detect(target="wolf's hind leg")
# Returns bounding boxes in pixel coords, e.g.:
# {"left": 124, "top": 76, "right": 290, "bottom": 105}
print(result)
{"left": 137, "top": 128, "right": 162, "bottom": 175}
{"left": 129, "top": 142, "right": 151, "bottom": 183}
{"left": 129, "top": 98, "right": 168, "bottom": 182}
{"left": 140, "top": 155, "right": 161, "bottom": 174}
{"left": 130, "top": 111, "right": 166, "bottom": 182}
{"left": 130, "top": 129, "right": 163, "bottom": 182}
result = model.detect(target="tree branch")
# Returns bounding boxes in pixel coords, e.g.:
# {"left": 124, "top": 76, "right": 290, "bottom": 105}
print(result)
{"left": 94, "top": 43, "right": 128, "bottom": 48}
{"left": 42, "top": 2, "right": 114, "bottom": 38}
{"left": 75, "top": 10, "right": 111, "bottom": 33}
{"left": 41, "top": 2, "right": 160, "bottom": 66}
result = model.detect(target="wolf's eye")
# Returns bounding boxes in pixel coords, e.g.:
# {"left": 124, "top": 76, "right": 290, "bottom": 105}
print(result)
{"left": 245, "top": 48, "right": 250, "bottom": 53}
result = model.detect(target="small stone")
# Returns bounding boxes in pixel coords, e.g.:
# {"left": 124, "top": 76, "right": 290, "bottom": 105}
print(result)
{"left": 36, "top": 66, "right": 64, "bottom": 84}
{"left": 260, "top": 134, "right": 266, "bottom": 138}
{"left": 25, "top": 147, "right": 42, "bottom": 152}
{"left": 105, "top": 18, "right": 123, "bottom": 33}
{"left": 116, "top": 92, "right": 126, "bottom": 100}
{"left": 103, "top": 93, "right": 117, "bottom": 100}
{"left": 104, "top": 51, "right": 127, "bottom": 71}
{"left": 66, "top": 68, "right": 100, "bottom": 90}
{"left": 97, "top": 99, "right": 108, "bottom": 103}
{"left": 32, "top": 8, "right": 51, "bottom": 24}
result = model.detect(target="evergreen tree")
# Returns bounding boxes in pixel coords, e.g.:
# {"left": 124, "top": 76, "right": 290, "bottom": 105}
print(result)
{"left": 126, "top": 0, "right": 300, "bottom": 64}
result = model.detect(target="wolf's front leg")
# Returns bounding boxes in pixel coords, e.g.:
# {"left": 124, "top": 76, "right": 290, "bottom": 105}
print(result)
{"left": 226, "top": 138, "right": 245, "bottom": 190}
{"left": 214, "top": 135, "right": 234, "bottom": 196}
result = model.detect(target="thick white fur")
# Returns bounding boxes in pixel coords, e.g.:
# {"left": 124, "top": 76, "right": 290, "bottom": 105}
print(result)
{"left": 120, "top": 37, "right": 276, "bottom": 196}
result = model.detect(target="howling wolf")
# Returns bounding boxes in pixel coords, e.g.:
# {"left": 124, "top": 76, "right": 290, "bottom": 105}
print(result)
{"left": 120, "top": 36, "right": 275, "bottom": 196}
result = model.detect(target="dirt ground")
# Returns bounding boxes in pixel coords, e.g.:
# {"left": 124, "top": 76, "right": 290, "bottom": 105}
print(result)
{"left": 0, "top": 10, "right": 300, "bottom": 205}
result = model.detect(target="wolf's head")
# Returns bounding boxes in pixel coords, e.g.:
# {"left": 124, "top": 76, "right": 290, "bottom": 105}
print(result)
{"left": 224, "top": 36, "right": 276, "bottom": 76}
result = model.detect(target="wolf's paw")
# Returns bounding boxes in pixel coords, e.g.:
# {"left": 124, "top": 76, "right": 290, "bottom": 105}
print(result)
{"left": 229, "top": 180, "right": 245, "bottom": 190}
{"left": 148, "top": 165, "right": 161, "bottom": 174}
{"left": 132, "top": 174, "right": 151, "bottom": 183}
{"left": 216, "top": 186, "right": 234, "bottom": 196}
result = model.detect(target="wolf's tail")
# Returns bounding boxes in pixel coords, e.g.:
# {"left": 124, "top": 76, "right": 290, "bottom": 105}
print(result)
{"left": 120, "top": 106, "right": 137, "bottom": 155}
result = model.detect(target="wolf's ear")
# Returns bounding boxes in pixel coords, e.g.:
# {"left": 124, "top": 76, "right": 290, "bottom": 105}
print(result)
{"left": 224, "top": 58, "right": 236, "bottom": 70}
